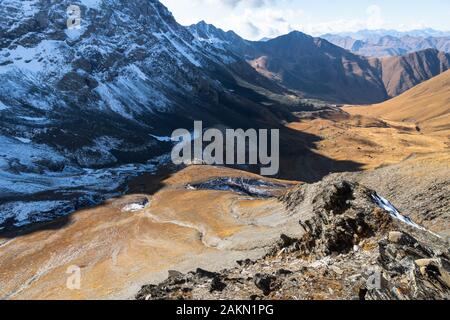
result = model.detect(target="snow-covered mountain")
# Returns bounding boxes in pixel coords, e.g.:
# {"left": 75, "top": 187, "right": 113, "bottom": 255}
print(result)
{"left": 188, "top": 21, "right": 255, "bottom": 57}
{"left": 0, "top": 0, "right": 286, "bottom": 230}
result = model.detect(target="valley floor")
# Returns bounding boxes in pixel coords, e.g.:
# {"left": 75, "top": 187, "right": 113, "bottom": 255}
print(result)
{"left": 0, "top": 110, "right": 448, "bottom": 300}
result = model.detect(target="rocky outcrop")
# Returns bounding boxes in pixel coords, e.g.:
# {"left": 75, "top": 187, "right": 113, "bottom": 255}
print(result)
{"left": 371, "top": 231, "right": 450, "bottom": 299}
{"left": 136, "top": 179, "right": 450, "bottom": 300}
{"left": 282, "top": 181, "right": 393, "bottom": 258}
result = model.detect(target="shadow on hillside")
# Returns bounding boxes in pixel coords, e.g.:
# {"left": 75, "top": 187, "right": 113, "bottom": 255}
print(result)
{"left": 278, "top": 125, "right": 365, "bottom": 182}
{"left": 0, "top": 215, "right": 73, "bottom": 240}
{"left": 0, "top": 129, "right": 363, "bottom": 239}
{"left": 196, "top": 73, "right": 365, "bottom": 182}
{"left": 0, "top": 81, "right": 365, "bottom": 239}
{"left": 0, "top": 167, "right": 173, "bottom": 239}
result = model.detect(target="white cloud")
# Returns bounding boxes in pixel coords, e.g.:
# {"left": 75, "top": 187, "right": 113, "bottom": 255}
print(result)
{"left": 161, "top": 0, "right": 303, "bottom": 40}
{"left": 161, "top": 1, "right": 445, "bottom": 40}
{"left": 224, "top": 7, "right": 304, "bottom": 39}
{"left": 366, "top": 4, "right": 384, "bottom": 29}
{"left": 300, "top": 5, "right": 385, "bottom": 35}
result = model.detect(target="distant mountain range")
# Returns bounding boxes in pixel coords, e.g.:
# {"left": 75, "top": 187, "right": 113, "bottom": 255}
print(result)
{"left": 322, "top": 29, "right": 450, "bottom": 57}
{"left": 327, "top": 28, "right": 450, "bottom": 40}
{"left": 190, "top": 22, "right": 450, "bottom": 103}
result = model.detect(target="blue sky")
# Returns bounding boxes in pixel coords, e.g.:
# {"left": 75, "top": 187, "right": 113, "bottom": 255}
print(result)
{"left": 160, "top": 0, "right": 450, "bottom": 40}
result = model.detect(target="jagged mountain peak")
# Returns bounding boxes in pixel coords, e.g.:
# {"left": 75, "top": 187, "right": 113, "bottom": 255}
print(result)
{"left": 279, "top": 30, "right": 312, "bottom": 39}
{"left": 194, "top": 20, "right": 213, "bottom": 29}
{"left": 189, "top": 20, "right": 227, "bottom": 41}
{"left": 189, "top": 20, "right": 246, "bottom": 46}
{"left": 258, "top": 30, "right": 316, "bottom": 48}
{"left": 1, "top": 0, "right": 190, "bottom": 48}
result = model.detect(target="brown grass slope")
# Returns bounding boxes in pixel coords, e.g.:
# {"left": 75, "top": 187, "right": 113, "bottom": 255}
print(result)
{"left": 377, "top": 49, "right": 450, "bottom": 97}
{"left": 345, "top": 70, "right": 450, "bottom": 135}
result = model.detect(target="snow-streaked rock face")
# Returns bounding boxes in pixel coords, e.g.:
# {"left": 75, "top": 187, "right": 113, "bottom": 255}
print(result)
{"left": 188, "top": 21, "right": 254, "bottom": 60}
{"left": 0, "top": 0, "right": 263, "bottom": 230}
{"left": 0, "top": 0, "right": 215, "bottom": 116}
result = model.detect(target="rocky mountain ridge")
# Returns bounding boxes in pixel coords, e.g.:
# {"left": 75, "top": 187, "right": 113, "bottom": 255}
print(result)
{"left": 190, "top": 22, "right": 450, "bottom": 104}
{"left": 137, "top": 178, "right": 450, "bottom": 300}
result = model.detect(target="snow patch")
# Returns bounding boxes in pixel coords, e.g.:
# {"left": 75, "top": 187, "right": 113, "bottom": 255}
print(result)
{"left": 0, "top": 135, "right": 65, "bottom": 170}
{"left": 122, "top": 201, "right": 149, "bottom": 213}
{"left": 164, "top": 34, "right": 202, "bottom": 67}
{"left": 188, "top": 177, "right": 288, "bottom": 198}
{"left": 0, "top": 200, "right": 73, "bottom": 227}
{"left": 150, "top": 134, "right": 172, "bottom": 142}
{"left": 126, "top": 64, "right": 148, "bottom": 81}
{"left": 14, "top": 137, "right": 32, "bottom": 144}
{"left": 0, "top": 100, "right": 8, "bottom": 110}
{"left": 0, "top": 40, "right": 63, "bottom": 74}
{"left": 2, "top": 0, "right": 39, "bottom": 20}
{"left": 371, "top": 193, "right": 429, "bottom": 232}
{"left": 95, "top": 83, "right": 133, "bottom": 119}
{"left": 79, "top": 0, "right": 102, "bottom": 9}
{"left": 65, "top": 28, "right": 85, "bottom": 41}
{"left": 18, "top": 116, "right": 48, "bottom": 122}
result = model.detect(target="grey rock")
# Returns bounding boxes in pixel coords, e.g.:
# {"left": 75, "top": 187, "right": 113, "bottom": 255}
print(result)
{"left": 254, "top": 273, "right": 278, "bottom": 296}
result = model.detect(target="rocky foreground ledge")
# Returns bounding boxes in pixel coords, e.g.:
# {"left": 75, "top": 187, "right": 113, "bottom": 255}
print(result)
{"left": 136, "top": 180, "right": 450, "bottom": 300}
